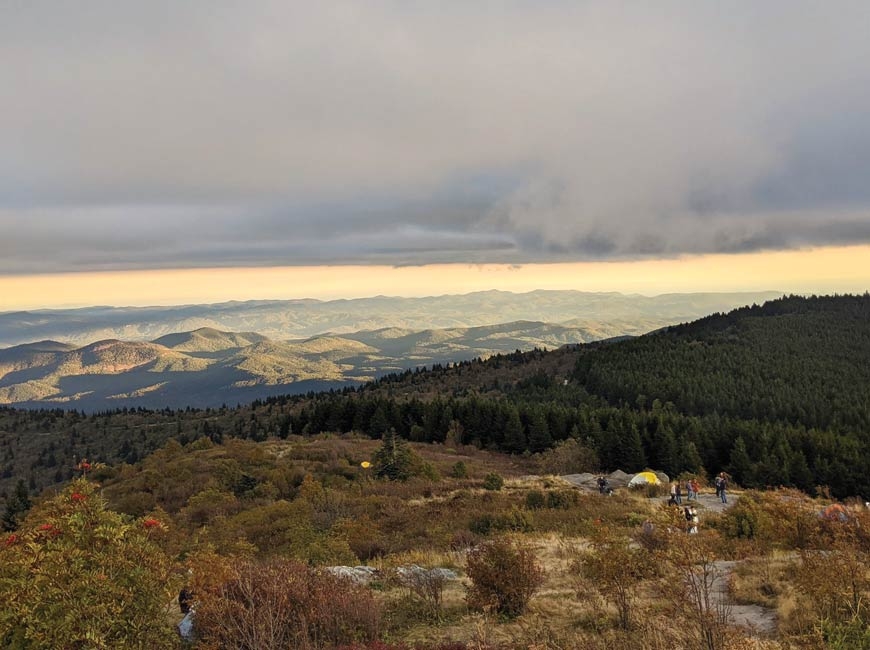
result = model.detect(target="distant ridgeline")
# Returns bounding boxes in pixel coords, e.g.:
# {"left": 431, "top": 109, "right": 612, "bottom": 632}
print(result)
{"left": 1, "top": 294, "right": 869, "bottom": 499}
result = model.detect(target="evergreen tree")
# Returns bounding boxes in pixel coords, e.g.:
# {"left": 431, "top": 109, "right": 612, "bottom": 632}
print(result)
{"left": 648, "top": 423, "right": 679, "bottom": 476}
{"left": 527, "top": 409, "right": 553, "bottom": 453}
{"left": 502, "top": 407, "right": 527, "bottom": 454}
{"left": 727, "top": 436, "right": 754, "bottom": 487}
{"left": 678, "top": 441, "right": 704, "bottom": 475}
{"left": 372, "top": 428, "right": 413, "bottom": 481}
{"left": 1, "top": 479, "right": 31, "bottom": 532}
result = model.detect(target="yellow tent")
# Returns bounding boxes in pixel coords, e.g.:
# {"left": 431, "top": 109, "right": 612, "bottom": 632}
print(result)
{"left": 628, "top": 471, "right": 661, "bottom": 487}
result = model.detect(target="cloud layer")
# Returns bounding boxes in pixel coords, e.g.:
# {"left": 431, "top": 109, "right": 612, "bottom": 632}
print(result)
{"left": 2, "top": 1, "right": 870, "bottom": 273}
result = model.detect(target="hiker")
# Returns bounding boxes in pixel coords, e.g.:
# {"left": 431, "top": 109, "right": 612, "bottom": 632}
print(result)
{"left": 179, "top": 587, "right": 193, "bottom": 614}
{"left": 668, "top": 482, "right": 678, "bottom": 506}
{"left": 714, "top": 475, "right": 722, "bottom": 499}
{"left": 691, "top": 478, "right": 700, "bottom": 499}
{"left": 597, "top": 476, "right": 608, "bottom": 495}
{"left": 675, "top": 481, "right": 683, "bottom": 505}
{"left": 689, "top": 506, "right": 699, "bottom": 534}
{"left": 684, "top": 506, "right": 692, "bottom": 532}
{"left": 718, "top": 473, "right": 728, "bottom": 504}
{"left": 686, "top": 479, "right": 695, "bottom": 500}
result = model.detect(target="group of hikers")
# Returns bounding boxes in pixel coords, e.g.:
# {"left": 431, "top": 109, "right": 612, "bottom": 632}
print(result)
{"left": 668, "top": 473, "right": 729, "bottom": 506}
{"left": 665, "top": 472, "right": 731, "bottom": 534}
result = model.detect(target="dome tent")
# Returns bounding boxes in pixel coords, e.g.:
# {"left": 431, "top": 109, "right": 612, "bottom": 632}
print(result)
{"left": 628, "top": 471, "right": 661, "bottom": 487}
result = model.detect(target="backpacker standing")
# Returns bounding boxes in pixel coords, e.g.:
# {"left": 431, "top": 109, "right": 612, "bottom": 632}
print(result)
{"left": 668, "top": 482, "right": 677, "bottom": 506}
{"left": 718, "top": 473, "right": 728, "bottom": 504}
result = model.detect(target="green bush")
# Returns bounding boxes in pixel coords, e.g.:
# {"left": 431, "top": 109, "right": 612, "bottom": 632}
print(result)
{"left": 469, "top": 509, "right": 532, "bottom": 536}
{"left": 546, "top": 490, "right": 576, "bottom": 509}
{"left": 525, "top": 490, "right": 546, "bottom": 510}
{"left": 449, "top": 461, "right": 468, "bottom": 479}
{"left": 482, "top": 473, "right": 504, "bottom": 491}
{"left": 0, "top": 479, "right": 179, "bottom": 649}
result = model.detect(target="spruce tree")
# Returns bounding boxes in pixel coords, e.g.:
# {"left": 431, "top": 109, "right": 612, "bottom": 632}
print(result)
{"left": 372, "top": 428, "right": 413, "bottom": 481}
{"left": 1, "top": 479, "right": 30, "bottom": 531}
{"left": 727, "top": 436, "right": 754, "bottom": 487}
{"left": 527, "top": 409, "right": 553, "bottom": 453}
{"left": 502, "top": 407, "right": 527, "bottom": 454}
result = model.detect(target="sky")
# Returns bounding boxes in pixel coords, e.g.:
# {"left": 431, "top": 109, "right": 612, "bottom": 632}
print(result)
{"left": 1, "top": 1, "right": 869, "bottom": 310}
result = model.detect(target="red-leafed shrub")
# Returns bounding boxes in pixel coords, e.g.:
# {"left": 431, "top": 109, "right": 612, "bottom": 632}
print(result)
{"left": 192, "top": 556, "right": 382, "bottom": 650}
{"left": 465, "top": 537, "right": 544, "bottom": 618}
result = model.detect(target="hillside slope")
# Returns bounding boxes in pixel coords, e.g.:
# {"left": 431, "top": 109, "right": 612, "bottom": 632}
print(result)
{"left": 573, "top": 294, "right": 870, "bottom": 432}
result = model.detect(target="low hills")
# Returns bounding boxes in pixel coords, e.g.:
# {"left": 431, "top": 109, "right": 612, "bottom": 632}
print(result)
{"left": 0, "top": 320, "right": 623, "bottom": 410}
{"left": 0, "top": 289, "right": 782, "bottom": 347}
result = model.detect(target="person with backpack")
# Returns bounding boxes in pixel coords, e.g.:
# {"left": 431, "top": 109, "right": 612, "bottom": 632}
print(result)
{"left": 668, "top": 482, "right": 678, "bottom": 506}
{"left": 718, "top": 473, "right": 728, "bottom": 504}
{"left": 714, "top": 475, "right": 722, "bottom": 499}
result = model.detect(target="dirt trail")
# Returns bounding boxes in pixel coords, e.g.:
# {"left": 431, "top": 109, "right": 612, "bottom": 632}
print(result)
{"left": 711, "top": 560, "right": 778, "bottom": 637}
{"left": 652, "top": 492, "right": 778, "bottom": 636}
{"left": 558, "top": 475, "right": 777, "bottom": 635}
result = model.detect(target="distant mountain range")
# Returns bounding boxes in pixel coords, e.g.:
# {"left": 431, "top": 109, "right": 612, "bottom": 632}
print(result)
{"left": 0, "top": 290, "right": 783, "bottom": 348}
{"left": 0, "top": 320, "right": 641, "bottom": 409}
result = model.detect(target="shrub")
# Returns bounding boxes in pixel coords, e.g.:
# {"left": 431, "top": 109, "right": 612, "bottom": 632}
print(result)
{"left": 465, "top": 537, "right": 544, "bottom": 618}
{"left": 719, "top": 489, "right": 818, "bottom": 550}
{"left": 417, "top": 461, "right": 441, "bottom": 482}
{"left": 482, "top": 473, "right": 504, "bottom": 491}
{"left": 534, "top": 438, "right": 599, "bottom": 475}
{"left": 577, "top": 525, "right": 657, "bottom": 630}
{"left": 546, "top": 490, "right": 576, "bottom": 509}
{"left": 389, "top": 566, "right": 448, "bottom": 621}
{"left": 449, "top": 529, "right": 478, "bottom": 551}
{"left": 469, "top": 509, "right": 532, "bottom": 536}
{"left": 192, "top": 556, "right": 382, "bottom": 650}
{"left": 525, "top": 490, "right": 546, "bottom": 510}
{"left": 0, "top": 479, "right": 179, "bottom": 649}
{"left": 449, "top": 461, "right": 468, "bottom": 479}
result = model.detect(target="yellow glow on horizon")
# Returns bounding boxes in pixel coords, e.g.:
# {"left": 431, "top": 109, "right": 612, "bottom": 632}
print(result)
{"left": 1, "top": 245, "right": 868, "bottom": 311}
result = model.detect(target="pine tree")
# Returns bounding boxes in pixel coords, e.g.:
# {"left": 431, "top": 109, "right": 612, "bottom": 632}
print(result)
{"left": 502, "top": 407, "right": 527, "bottom": 454}
{"left": 527, "top": 409, "right": 553, "bottom": 453}
{"left": 1, "top": 479, "right": 31, "bottom": 531}
{"left": 727, "top": 436, "right": 755, "bottom": 487}
{"left": 372, "top": 428, "right": 413, "bottom": 481}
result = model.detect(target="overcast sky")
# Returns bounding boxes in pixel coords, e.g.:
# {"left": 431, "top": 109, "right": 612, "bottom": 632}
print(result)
{"left": 2, "top": 1, "right": 870, "bottom": 278}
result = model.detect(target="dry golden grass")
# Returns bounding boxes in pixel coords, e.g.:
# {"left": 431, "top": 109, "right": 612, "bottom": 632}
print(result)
{"left": 729, "top": 552, "right": 796, "bottom": 609}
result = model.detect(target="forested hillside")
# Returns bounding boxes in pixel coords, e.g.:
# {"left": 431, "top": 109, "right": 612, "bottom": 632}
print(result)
{"left": 574, "top": 294, "right": 870, "bottom": 432}
{"left": 2, "top": 294, "right": 869, "bottom": 501}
